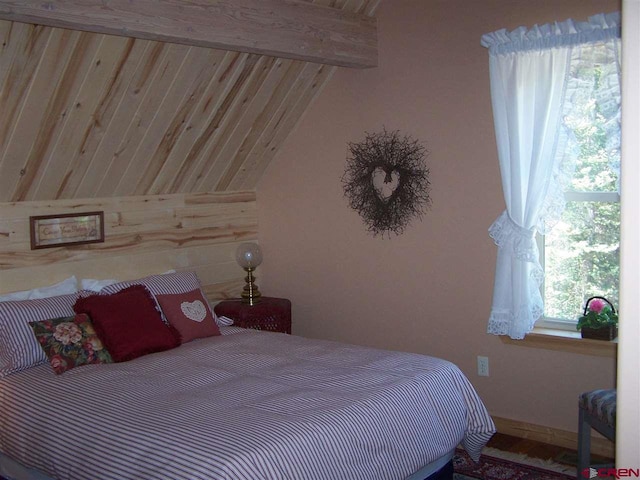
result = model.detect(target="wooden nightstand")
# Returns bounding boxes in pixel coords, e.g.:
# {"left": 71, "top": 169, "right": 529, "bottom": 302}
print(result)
{"left": 214, "top": 297, "right": 291, "bottom": 334}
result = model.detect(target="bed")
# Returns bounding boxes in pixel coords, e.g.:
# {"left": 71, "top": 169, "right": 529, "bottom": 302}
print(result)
{"left": 0, "top": 273, "right": 495, "bottom": 480}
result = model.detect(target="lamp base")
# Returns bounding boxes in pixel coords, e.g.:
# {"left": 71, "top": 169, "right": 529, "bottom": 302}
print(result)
{"left": 241, "top": 268, "right": 262, "bottom": 305}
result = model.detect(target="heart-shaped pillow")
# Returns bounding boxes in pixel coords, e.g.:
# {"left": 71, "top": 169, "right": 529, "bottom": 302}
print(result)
{"left": 155, "top": 289, "right": 221, "bottom": 343}
{"left": 180, "top": 300, "right": 207, "bottom": 322}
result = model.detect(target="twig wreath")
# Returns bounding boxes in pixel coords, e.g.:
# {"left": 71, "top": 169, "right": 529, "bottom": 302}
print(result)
{"left": 342, "top": 129, "right": 431, "bottom": 237}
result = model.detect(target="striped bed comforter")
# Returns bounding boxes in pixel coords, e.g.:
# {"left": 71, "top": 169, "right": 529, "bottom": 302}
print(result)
{"left": 0, "top": 327, "right": 495, "bottom": 480}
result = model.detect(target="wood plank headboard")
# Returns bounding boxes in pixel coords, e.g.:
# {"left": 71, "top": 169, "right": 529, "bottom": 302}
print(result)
{"left": 0, "top": 191, "right": 257, "bottom": 300}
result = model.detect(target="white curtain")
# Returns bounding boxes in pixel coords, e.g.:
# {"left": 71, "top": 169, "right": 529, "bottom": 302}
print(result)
{"left": 481, "top": 13, "right": 621, "bottom": 339}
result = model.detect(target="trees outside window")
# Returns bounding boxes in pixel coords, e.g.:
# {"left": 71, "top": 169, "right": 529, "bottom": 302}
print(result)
{"left": 539, "top": 48, "right": 620, "bottom": 328}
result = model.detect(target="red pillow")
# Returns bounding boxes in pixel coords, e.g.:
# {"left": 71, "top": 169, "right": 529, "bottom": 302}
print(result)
{"left": 155, "top": 289, "right": 221, "bottom": 343}
{"left": 73, "top": 285, "right": 181, "bottom": 362}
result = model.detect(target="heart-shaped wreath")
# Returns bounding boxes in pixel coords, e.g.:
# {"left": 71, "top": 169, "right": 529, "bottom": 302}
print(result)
{"left": 342, "top": 129, "right": 431, "bottom": 237}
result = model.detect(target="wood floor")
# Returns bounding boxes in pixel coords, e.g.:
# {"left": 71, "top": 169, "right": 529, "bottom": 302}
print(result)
{"left": 486, "top": 433, "right": 615, "bottom": 467}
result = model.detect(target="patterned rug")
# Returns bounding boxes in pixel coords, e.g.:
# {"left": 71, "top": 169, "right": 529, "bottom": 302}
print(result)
{"left": 1, "top": 450, "right": 578, "bottom": 480}
{"left": 454, "top": 448, "right": 576, "bottom": 480}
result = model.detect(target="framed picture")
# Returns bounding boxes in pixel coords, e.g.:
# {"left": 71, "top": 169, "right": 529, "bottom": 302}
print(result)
{"left": 30, "top": 211, "right": 105, "bottom": 250}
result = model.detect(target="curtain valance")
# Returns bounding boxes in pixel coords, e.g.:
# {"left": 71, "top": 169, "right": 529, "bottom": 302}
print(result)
{"left": 481, "top": 13, "right": 620, "bottom": 55}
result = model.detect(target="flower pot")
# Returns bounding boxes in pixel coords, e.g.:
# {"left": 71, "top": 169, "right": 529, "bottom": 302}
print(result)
{"left": 580, "top": 325, "right": 618, "bottom": 341}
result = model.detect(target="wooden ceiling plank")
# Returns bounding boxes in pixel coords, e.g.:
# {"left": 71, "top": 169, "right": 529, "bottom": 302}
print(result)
{"left": 0, "top": 20, "right": 24, "bottom": 94}
{"left": 199, "top": 56, "right": 295, "bottom": 192}
{"left": 150, "top": 50, "right": 244, "bottom": 195}
{"left": 110, "top": 42, "right": 194, "bottom": 197}
{"left": 33, "top": 35, "right": 132, "bottom": 200}
{"left": 0, "top": 0, "right": 377, "bottom": 69}
{"left": 182, "top": 191, "right": 257, "bottom": 205}
{"left": 0, "top": 0, "right": 382, "bottom": 201}
{"left": 0, "top": 23, "right": 51, "bottom": 202}
{"left": 231, "top": 0, "right": 378, "bottom": 190}
{"left": 0, "top": 23, "right": 39, "bottom": 168}
{"left": 230, "top": 61, "right": 330, "bottom": 190}
{"left": 311, "top": 0, "right": 348, "bottom": 7}
{"left": 40, "top": 35, "right": 136, "bottom": 200}
{"left": 238, "top": 61, "right": 336, "bottom": 190}
{"left": 73, "top": 40, "right": 163, "bottom": 198}
{"left": 132, "top": 47, "right": 226, "bottom": 195}
{"left": 56, "top": 36, "right": 144, "bottom": 199}
{"left": 214, "top": 59, "right": 305, "bottom": 191}
{"left": 191, "top": 55, "right": 279, "bottom": 193}
{"left": 11, "top": 31, "right": 102, "bottom": 201}
{"left": 360, "top": 0, "right": 383, "bottom": 16}
{"left": 113, "top": 44, "right": 207, "bottom": 195}
{"left": 0, "top": 27, "right": 80, "bottom": 202}
{"left": 177, "top": 53, "right": 261, "bottom": 194}
{"left": 94, "top": 43, "right": 190, "bottom": 197}
{"left": 190, "top": 56, "right": 278, "bottom": 192}
{"left": 16, "top": 31, "right": 105, "bottom": 201}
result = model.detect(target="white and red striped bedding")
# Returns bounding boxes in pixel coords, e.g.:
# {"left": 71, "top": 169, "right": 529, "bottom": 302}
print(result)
{"left": 0, "top": 327, "right": 495, "bottom": 480}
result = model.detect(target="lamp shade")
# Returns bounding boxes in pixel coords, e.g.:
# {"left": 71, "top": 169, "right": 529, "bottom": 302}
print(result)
{"left": 236, "top": 243, "right": 263, "bottom": 270}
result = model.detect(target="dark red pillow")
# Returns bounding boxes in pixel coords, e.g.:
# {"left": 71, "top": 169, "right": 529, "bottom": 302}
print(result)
{"left": 73, "top": 285, "right": 181, "bottom": 362}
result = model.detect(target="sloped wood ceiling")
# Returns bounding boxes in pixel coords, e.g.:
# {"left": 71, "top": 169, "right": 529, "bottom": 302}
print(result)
{"left": 0, "top": 0, "right": 379, "bottom": 203}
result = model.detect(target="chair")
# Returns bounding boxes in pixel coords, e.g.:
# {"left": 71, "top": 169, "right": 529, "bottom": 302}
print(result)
{"left": 577, "top": 389, "right": 616, "bottom": 479}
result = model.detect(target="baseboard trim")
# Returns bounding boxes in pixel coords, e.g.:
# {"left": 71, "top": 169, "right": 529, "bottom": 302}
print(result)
{"left": 492, "top": 416, "right": 615, "bottom": 458}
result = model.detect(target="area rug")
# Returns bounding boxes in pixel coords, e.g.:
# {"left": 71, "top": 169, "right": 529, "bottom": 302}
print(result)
{"left": 1, "top": 449, "right": 578, "bottom": 480}
{"left": 454, "top": 448, "right": 576, "bottom": 480}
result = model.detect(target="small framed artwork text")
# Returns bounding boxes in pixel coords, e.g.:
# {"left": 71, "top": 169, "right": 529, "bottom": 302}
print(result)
{"left": 30, "top": 211, "right": 105, "bottom": 250}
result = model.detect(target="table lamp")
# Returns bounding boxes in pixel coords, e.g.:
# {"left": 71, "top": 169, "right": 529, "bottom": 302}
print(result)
{"left": 236, "top": 242, "right": 263, "bottom": 305}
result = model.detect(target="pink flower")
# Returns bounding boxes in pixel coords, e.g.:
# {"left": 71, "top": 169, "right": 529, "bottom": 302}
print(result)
{"left": 83, "top": 341, "right": 95, "bottom": 356}
{"left": 53, "top": 322, "right": 82, "bottom": 345}
{"left": 589, "top": 298, "right": 606, "bottom": 313}
{"left": 50, "top": 355, "right": 66, "bottom": 370}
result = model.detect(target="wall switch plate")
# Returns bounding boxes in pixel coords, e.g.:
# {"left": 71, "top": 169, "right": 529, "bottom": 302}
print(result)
{"left": 477, "top": 356, "right": 489, "bottom": 376}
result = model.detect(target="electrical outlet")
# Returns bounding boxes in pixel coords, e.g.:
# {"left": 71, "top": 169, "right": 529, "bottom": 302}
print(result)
{"left": 477, "top": 356, "right": 489, "bottom": 377}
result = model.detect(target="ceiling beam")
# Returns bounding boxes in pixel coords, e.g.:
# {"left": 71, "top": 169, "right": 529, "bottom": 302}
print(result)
{"left": 0, "top": 0, "right": 378, "bottom": 68}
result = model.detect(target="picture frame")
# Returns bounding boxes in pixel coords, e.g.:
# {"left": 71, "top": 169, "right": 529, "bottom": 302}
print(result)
{"left": 30, "top": 211, "right": 105, "bottom": 250}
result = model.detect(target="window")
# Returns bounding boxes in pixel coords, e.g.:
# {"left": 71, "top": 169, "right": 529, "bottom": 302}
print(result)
{"left": 537, "top": 43, "right": 621, "bottom": 331}
{"left": 482, "top": 13, "right": 620, "bottom": 339}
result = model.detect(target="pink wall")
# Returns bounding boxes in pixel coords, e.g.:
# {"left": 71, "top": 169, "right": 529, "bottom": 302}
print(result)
{"left": 257, "top": 0, "right": 620, "bottom": 434}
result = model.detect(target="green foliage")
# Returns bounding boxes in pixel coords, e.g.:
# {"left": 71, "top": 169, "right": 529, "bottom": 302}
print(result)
{"left": 576, "top": 305, "right": 618, "bottom": 330}
{"left": 543, "top": 46, "right": 620, "bottom": 323}
{"left": 544, "top": 201, "right": 620, "bottom": 320}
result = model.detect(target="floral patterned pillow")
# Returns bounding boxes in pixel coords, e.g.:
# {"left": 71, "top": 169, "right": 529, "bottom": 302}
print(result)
{"left": 29, "top": 314, "right": 113, "bottom": 374}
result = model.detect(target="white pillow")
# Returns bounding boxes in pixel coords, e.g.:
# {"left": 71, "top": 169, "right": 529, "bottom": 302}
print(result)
{"left": 80, "top": 271, "right": 176, "bottom": 292}
{"left": 0, "top": 292, "right": 83, "bottom": 377}
{"left": 80, "top": 278, "right": 118, "bottom": 292}
{"left": 0, "top": 276, "right": 78, "bottom": 302}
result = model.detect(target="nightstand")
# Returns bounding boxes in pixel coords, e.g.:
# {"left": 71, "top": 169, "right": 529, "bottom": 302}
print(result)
{"left": 214, "top": 297, "right": 291, "bottom": 334}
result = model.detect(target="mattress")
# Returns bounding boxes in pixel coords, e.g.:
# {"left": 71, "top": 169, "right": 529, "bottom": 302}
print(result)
{"left": 0, "top": 327, "right": 495, "bottom": 480}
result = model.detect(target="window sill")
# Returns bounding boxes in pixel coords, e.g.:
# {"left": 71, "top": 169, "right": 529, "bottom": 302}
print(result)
{"left": 500, "top": 328, "right": 617, "bottom": 357}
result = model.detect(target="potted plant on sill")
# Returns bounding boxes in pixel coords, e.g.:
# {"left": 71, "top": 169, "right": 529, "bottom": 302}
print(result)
{"left": 577, "top": 296, "right": 619, "bottom": 341}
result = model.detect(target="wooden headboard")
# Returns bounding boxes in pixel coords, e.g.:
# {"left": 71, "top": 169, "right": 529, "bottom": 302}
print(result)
{"left": 0, "top": 191, "right": 256, "bottom": 299}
